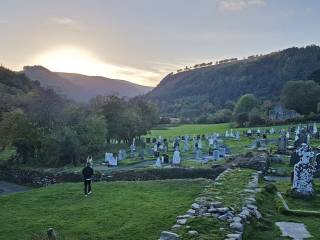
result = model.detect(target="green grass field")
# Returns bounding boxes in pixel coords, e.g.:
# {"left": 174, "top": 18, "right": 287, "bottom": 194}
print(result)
{"left": 245, "top": 180, "right": 320, "bottom": 240}
{"left": 0, "top": 179, "right": 206, "bottom": 240}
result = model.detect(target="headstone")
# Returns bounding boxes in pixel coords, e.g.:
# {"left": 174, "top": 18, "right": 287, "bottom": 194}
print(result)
{"left": 313, "top": 123, "right": 317, "bottom": 135}
{"left": 213, "top": 150, "right": 220, "bottom": 161}
{"left": 172, "top": 150, "right": 181, "bottom": 165}
{"left": 235, "top": 131, "right": 240, "bottom": 140}
{"left": 155, "top": 157, "right": 162, "bottom": 167}
{"left": 219, "top": 147, "right": 226, "bottom": 157}
{"left": 108, "top": 153, "right": 118, "bottom": 166}
{"left": 163, "top": 154, "right": 169, "bottom": 164}
{"left": 292, "top": 144, "right": 315, "bottom": 196}
{"left": 294, "top": 128, "right": 307, "bottom": 148}
{"left": 195, "top": 148, "right": 202, "bottom": 160}
{"left": 278, "top": 134, "right": 287, "bottom": 153}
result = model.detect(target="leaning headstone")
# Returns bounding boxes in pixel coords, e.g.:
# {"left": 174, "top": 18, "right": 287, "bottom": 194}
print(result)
{"left": 292, "top": 144, "right": 315, "bottom": 197}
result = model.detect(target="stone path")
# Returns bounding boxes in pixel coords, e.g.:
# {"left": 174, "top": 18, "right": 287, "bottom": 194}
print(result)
{"left": 0, "top": 181, "right": 31, "bottom": 196}
{"left": 276, "top": 222, "right": 312, "bottom": 240}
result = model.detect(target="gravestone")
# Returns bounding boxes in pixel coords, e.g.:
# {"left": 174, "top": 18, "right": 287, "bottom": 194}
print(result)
{"left": 292, "top": 144, "right": 315, "bottom": 197}
{"left": 213, "top": 150, "right": 220, "bottom": 161}
{"left": 195, "top": 148, "right": 202, "bottom": 160}
{"left": 155, "top": 157, "right": 162, "bottom": 167}
{"left": 278, "top": 134, "right": 287, "bottom": 154}
{"left": 218, "top": 147, "right": 226, "bottom": 157}
{"left": 313, "top": 122, "right": 317, "bottom": 135}
{"left": 139, "top": 149, "right": 144, "bottom": 160}
{"left": 294, "top": 129, "right": 308, "bottom": 148}
{"left": 163, "top": 154, "right": 169, "bottom": 164}
{"left": 172, "top": 150, "right": 181, "bottom": 165}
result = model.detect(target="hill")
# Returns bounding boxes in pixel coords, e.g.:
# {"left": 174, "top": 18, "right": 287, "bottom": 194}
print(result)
{"left": 23, "top": 66, "right": 153, "bottom": 102}
{"left": 146, "top": 45, "right": 320, "bottom": 118}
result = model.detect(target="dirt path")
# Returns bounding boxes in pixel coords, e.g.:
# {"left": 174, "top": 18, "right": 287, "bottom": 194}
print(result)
{"left": 0, "top": 181, "right": 31, "bottom": 196}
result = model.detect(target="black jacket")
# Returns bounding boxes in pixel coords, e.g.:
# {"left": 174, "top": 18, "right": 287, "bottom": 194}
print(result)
{"left": 82, "top": 166, "right": 94, "bottom": 180}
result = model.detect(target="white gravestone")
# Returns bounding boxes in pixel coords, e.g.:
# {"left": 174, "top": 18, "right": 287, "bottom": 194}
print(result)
{"left": 172, "top": 150, "right": 181, "bottom": 165}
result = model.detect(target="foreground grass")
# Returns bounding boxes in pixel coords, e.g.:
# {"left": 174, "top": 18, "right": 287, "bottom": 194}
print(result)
{"left": 0, "top": 179, "right": 207, "bottom": 240}
{"left": 244, "top": 180, "right": 320, "bottom": 240}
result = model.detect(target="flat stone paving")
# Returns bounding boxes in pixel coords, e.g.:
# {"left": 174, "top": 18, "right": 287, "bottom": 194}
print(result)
{"left": 276, "top": 222, "right": 312, "bottom": 240}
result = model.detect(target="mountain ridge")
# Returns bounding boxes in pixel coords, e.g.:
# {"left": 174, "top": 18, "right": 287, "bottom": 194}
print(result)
{"left": 23, "top": 66, "right": 153, "bottom": 102}
{"left": 146, "top": 45, "right": 320, "bottom": 117}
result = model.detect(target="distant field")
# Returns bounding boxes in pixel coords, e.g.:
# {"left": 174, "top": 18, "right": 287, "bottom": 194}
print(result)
{"left": 0, "top": 179, "right": 206, "bottom": 240}
{"left": 146, "top": 123, "right": 315, "bottom": 138}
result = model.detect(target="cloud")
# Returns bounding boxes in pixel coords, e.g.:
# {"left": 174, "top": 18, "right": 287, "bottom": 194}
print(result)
{"left": 51, "top": 17, "right": 74, "bottom": 25}
{"left": 0, "top": 20, "right": 8, "bottom": 24}
{"left": 218, "top": 0, "right": 265, "bottom": 11}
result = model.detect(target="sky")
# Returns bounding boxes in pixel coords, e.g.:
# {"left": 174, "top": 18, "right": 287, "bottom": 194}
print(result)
{"left": 1, "top": 0, "right": 320, "bottom": 87}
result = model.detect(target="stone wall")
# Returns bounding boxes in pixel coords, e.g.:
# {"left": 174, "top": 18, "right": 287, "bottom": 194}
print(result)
{"left": 0, "top": 165, "right": 226, "bottom": 187}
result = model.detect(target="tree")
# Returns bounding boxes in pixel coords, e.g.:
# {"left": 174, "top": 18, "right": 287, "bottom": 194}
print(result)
{"left": 234, "top": 94, "right": 258, "bottom": 115}
{"left": 76, "top": 114, "right": 108, "bottom": 157}
{"left": 308, "top": 69, "right": 320, "bottom": 85}
{"left": 0, "top": 109, "right": 39, "bottom": 163}
{"left": 281, "top": 80, "right": 320, "bottom": 114}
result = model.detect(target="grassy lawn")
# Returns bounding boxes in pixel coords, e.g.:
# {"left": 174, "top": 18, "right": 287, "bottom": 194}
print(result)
{"left": 0, "top": 179, "right": 207, "bottom": 240}
{"left": 244, "top": 180, "right": 320, "bottom": 240}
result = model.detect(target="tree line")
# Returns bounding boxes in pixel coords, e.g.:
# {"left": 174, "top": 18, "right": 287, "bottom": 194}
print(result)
{"left": 0, "top": 66, "right": 159, "bottom": 167}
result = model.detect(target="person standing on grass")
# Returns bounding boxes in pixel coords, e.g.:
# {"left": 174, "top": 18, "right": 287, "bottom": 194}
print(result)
{"left": 82, "top": 162, "right": 94, "bottom": 197}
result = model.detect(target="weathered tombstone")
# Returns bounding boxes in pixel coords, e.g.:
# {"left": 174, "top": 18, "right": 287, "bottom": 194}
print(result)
{"left": 290, "top": 150, "right": 300, "bottom": 166}
{"left": 278, "top": 134, "right": 287, "bottom": 154}
{"left": 155, "top": 157, "right": 162, "bottom": 167}
{"left": 235, "top": 131, "right": 240, "bottom": 140}
{"left": 213, "top": 149, "right": 220, "bottom": 161}
{"left": 172, "top": 150, "right": 181, "bottom": 165}
{"left": 184, "top": 140, "right": 189, "bottom": 152}
{"left": 47, "top": 228, "right": 56, "bottom": 240}
{"left": 139, "top": 149, "right": 144, "bottom": 160}
{"left": 163, "top": 154, "right": 169, "bottom": 164}
{"left": 218, "top": 147, "right": 226, "bottom": 157}
{"left": 313, "top": 123, "right": 318, "bottom": 135}
{"left": 292, "top": 144, "right": 315, "bottom": 197}
{"left": 195, "top": 148, "right": 202, "bottom": 160}
{"left": 294, "top": 128, "right": 308, "bottom": 148}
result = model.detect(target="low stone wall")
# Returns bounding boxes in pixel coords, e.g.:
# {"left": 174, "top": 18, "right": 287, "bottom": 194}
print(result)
{"left": 0, "top": 165, "right": 226, "bottom": 187}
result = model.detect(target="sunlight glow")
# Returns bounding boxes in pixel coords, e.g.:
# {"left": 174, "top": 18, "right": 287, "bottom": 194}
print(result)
{"left": 32, "top": 46, "right": 158, "bottom": 86}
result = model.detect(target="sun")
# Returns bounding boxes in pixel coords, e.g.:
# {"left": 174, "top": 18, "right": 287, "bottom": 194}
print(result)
{"left": 31, "top": 45, "right": 159, "bottom": 86}
{"left": 33, "top": 46, "right": 110, "bottom": 76}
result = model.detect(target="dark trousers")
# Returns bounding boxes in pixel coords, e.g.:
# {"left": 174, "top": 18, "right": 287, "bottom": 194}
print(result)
{"left": 84, "top": 179, "right": 91, "bottom": 195}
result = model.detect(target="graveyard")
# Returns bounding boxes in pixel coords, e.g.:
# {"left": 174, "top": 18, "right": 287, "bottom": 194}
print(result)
{"left": 1, "top": 121, "right": 320, "bottom": 239}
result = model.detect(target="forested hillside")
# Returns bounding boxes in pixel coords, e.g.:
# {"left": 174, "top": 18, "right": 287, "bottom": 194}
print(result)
{"left": 0, "top": 67, "right": 158, "bottom": 167}
{"left": 147, "top": 45, "right": 320, "bottom": 118}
